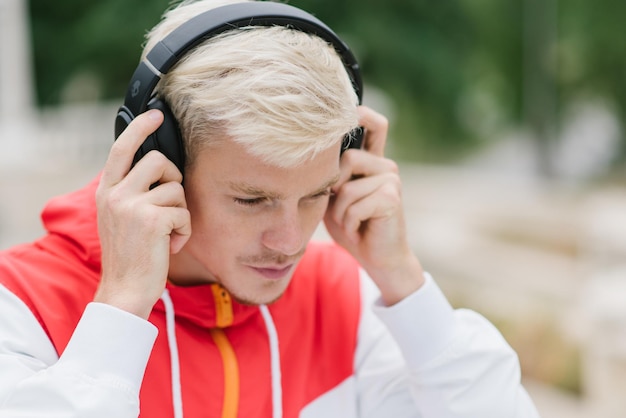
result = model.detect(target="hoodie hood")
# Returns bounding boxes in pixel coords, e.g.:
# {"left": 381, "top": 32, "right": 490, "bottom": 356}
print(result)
{"left": 40, "top": 174, "right": 102, "bottom": 271}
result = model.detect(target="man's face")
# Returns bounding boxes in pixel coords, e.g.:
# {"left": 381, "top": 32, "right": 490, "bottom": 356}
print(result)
{"left": 175, "top": 138, "right": 341, "bottom": 305}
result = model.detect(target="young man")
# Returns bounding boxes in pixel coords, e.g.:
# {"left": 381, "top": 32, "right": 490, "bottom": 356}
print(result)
{"left": 0, "top": 0, "right": 541, "bottom": 417}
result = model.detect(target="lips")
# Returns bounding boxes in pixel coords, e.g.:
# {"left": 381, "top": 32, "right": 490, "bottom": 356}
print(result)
{"left": 248, "top": 264, "right": 293, "bottom": 280}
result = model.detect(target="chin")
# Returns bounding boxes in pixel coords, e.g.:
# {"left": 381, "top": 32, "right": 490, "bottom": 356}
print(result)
{"left": 228, "top": 278, "right": 291, "bottom": 306}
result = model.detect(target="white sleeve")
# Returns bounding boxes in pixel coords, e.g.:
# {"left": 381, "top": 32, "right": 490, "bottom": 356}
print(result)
{"left": 354, "top": 272, "right": 541, "bottom": 418}
{"left": 0, "top": 284, "right": 158, "bottom": 418}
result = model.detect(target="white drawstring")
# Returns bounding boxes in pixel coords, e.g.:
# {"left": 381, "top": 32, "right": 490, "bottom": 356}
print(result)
{"left": 161, "top": 289, "right": 184, "bottom": 418}
{"left": 159, "top": 291, "right": 281, "bottom": 418}
{"left": 260, "top": 305, "right": 283, "bottom": 418}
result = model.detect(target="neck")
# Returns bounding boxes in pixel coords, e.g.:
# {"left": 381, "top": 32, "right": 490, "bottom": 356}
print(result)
{"left": 168, "top": 249, "right": 217, "bottom": 287}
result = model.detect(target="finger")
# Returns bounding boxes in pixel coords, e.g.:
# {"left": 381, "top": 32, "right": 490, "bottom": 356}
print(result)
{"left": 334, "top": 151, "right": 399, "bottom": 191}
{"left": 146, "top": 180, "right": 186, "bottom": 208}
{"left": 357, "top": 106, "right": 388, "bottom": 157}
{"left": 331, "top": 174, "right": 401, "bottom": 223}
{"left": 166, "top": 206, "right": 192, "bottom": 254}
{"left": 101, "top": 110, "right": 164, "bottom": 188}
{"left": 128, "top": 150, "right": 183, "bottom": 192}
{"left": 329, "top": 174, "right": 393, "bottom": 226}
{"left": 340, "top": 183, "right": 400, "bottom": 242}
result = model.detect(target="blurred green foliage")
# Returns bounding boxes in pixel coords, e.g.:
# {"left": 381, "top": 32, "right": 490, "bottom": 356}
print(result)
{"left": 29, "top": 0, "right": 170, "bottom": 105}
{"left": 28, "top": 0, "right": 626, "bottom": 164}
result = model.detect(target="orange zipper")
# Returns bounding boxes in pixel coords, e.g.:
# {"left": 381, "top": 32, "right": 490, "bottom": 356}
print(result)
{"left": 210, "top": 284, "right": 239, "bottom": 418}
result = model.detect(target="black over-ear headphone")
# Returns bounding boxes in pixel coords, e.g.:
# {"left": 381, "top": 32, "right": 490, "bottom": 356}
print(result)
{"left": 114, "top": 1, "right": 363, "bottom": 176}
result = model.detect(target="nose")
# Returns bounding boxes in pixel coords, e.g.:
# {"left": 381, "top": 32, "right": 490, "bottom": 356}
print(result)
{"left": 261, "top": 207, "right": 306, "bottom": 257}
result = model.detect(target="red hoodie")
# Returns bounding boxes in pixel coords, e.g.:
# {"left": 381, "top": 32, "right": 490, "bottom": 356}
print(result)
{"left": 0, "top": 175, "right": 362, "bottom": 417}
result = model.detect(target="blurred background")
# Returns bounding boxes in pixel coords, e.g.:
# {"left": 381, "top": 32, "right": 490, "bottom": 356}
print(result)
{"left": 2, "top": 0, "right": 626, "bottom": 416}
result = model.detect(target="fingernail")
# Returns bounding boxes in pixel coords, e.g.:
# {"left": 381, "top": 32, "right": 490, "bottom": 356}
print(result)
{"left": 147, "top": 109, "right": 162, "bottom": 120}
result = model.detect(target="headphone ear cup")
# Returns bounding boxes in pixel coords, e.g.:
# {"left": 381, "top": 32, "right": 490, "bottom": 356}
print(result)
{"left": 341, "top": 126, "right": 364, "bottom": 155}
{"left": 114, "top": 107, "right": 133, "bottom": 140}
{"left": 146, "top": 97, "right": 186, "bottom": 175}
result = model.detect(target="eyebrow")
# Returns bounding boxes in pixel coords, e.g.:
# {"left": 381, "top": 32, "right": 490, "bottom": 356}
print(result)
{"left": 228, "top": 173, "right": 340, "bottom": 199}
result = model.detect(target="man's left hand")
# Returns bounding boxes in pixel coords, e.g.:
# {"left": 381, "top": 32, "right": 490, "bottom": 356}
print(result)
{"left": 325, "top": 106, "right": 425, "bottom": 306}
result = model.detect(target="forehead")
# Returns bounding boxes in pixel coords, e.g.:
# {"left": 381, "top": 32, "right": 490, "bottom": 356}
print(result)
{"left": 188, "top": 137, "right": 342, "bottom": 194}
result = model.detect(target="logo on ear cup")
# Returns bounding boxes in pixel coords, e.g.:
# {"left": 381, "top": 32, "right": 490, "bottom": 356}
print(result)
{"left": 131, "top": 80, "right": 141, "bottom": 97}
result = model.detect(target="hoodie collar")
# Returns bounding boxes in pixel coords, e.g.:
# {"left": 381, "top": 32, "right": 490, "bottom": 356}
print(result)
{"left": 156, "top": 281, "right": 260, "bottom": 329}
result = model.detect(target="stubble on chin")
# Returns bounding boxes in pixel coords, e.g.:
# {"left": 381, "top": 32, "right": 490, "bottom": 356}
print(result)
{"left": 225, "top": 264, "right": 298, "bottom": 306}
{"left": 227, "top": 277, "right": 292, "bottom": 306}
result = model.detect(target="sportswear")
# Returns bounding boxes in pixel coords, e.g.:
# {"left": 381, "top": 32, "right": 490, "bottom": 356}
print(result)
{"left": 0, "top": 176, "right": 541, "bottom": 417}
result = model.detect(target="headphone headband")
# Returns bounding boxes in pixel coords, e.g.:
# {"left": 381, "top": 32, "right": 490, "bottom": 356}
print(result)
{"left": 114, "top": 1, "right": 364, "bottom": 176}
{"left": 119, "top": 1, "right": 362, "bottom": 126}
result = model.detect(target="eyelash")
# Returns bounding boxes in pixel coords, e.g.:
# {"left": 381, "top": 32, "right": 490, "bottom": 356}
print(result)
{"left": 233, "top": 197, "right": 266, "bottom": 207}
{"left": 233, "top": 190, "right": 331, "bottom": 207}
{"left": 314, "top": 189, "right": 332, "bottom": 199}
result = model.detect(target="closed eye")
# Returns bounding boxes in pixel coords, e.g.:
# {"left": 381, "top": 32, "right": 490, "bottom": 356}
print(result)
{"left": 233, "top": 197, "right": 267, "bottom": 206}
{"left": 310, "top": 189, "right": 332, "bottom": 199}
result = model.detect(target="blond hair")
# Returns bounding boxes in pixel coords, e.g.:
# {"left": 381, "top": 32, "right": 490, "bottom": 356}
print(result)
{"left": 142, "top": 0, "right": 359, "bottom": 168}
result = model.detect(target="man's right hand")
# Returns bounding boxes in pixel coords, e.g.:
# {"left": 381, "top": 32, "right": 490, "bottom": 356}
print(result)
{"left": 94, "top": 110, "right": 191, "bottom": 319}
